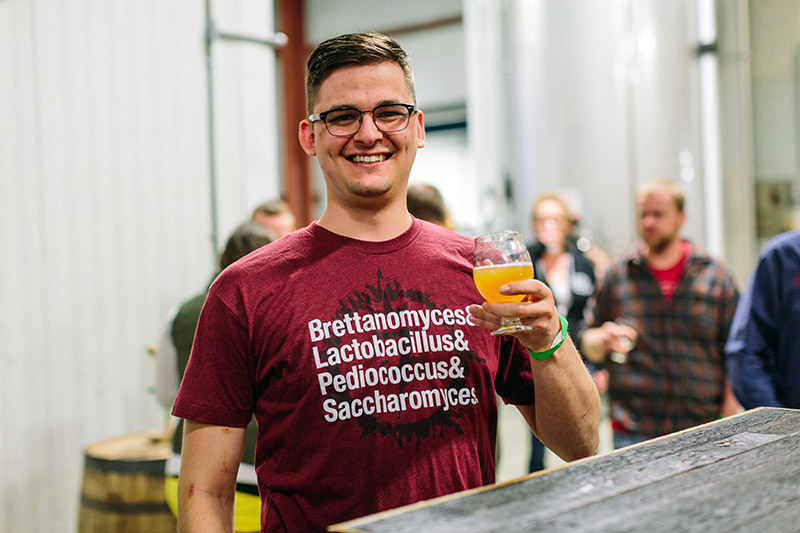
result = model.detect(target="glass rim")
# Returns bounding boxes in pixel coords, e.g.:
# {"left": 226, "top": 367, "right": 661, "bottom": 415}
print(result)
{"left": 474, "top": 230, "right": 523, "bottom": 242}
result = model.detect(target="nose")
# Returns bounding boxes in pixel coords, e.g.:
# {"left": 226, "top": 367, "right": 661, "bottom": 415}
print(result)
{"left": 353, "top": 111, "right": 383, "bottom": 143}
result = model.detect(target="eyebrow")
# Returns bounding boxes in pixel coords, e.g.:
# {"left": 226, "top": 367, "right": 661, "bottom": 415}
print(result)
{"left": 319, "top": 99, "right": 405, "bottom": 112}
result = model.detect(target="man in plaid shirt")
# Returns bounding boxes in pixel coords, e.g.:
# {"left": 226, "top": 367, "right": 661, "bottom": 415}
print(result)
{"left": 581, "top": 178, "right": 741, "bottom": 449}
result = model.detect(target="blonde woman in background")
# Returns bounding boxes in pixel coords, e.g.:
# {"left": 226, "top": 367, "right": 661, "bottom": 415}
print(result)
{"left": 526, "top": 193, "right": 598, "bottom": 471}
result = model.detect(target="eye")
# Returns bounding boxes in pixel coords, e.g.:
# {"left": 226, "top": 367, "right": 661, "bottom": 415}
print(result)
{"left": 326, "top": 110, "right": 359, "bottom": 124}
{"left": 374, "top": 105, "right": 408, "bottom": 121}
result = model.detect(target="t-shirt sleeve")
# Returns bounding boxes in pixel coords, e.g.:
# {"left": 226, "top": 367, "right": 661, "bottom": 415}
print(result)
{"left": 172, "top": 288, "right": 255, "bottom": 428}
{"left": 494, "top": 337, "right": 535, "bottom": 406}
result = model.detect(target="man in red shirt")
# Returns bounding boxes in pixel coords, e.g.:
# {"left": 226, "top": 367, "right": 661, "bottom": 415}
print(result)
{"left": 581, "top": 178, "right": 740, "bottom": 449}
{"left": 173, "top": 32, "right": 600, "bottom": 532}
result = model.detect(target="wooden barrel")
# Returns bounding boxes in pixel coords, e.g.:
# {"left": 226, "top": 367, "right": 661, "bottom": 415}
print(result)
{"left": 78, "top": 431, "right": 176, "bottom": 533}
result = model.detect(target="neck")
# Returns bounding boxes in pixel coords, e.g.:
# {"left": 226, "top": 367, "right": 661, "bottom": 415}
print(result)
{"left": 318, "top": 201, "right": 412, "bottom": 241}
{"left": 542, "top": 249, "right": 567, "bottom": 267}
{"left": 642, "top": 237, "right": 684, "bottom": 269}
{"left": 541, "top": 251, "right": 569, "bottom": 281}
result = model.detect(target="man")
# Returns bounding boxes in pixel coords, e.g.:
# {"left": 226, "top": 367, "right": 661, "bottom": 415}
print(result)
{"left": 725, "top": 230, "right": 800, "bottom": 409}
{"left": 581, "top": 178, "right": 740, "bottom": 449}
{"left": 173, "top": 32, "right": 599, "bottom": 532}
{"left": 251, "top": 198, "right": 297, "bottom": 238}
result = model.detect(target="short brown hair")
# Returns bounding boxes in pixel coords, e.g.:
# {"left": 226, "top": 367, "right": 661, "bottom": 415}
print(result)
{"left": 251, "top": 198, "right": 292, "bottom": 219}
{"left": 305, "top": 32, "right": 417, "bottom": 115}
{"left": 219, "top": 222, "right": 275, "bottom": 271}
{"left": 407, "top": 183, "right": 454, "bottom": 230}
{"left": 638, "top": 178, "right": 686, "bottom": 212}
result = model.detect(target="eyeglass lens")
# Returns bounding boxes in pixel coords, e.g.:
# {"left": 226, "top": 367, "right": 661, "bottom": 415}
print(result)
{"left": 324, "top": 105, "right": 412, "bottom": 136}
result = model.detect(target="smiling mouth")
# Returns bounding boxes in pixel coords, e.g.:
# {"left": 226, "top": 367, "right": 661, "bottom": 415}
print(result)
{"left": 348, "top": 154, "right": 388, "bottom": 164}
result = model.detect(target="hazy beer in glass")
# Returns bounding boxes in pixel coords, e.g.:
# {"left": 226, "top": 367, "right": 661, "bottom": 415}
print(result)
{"left": 473, "top": 231, "right": 534, "bottom": 335}
{"left": 473, "top": 263, "right": 534, "bottom": 303}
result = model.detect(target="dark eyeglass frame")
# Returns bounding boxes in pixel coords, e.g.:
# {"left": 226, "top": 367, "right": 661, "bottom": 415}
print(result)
{"left": 308, "top": 103, "right": 418, "bottom": 137}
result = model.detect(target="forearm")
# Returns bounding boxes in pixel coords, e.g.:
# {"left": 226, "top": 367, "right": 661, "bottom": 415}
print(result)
{"left": 177, "top": 421, "right": 245, "bottom": 533}
{"left": 526, "top": 336, "right": 601, "bottom": 460}
{"left": 177, "top": 482, "right": 235, "bottom": 533}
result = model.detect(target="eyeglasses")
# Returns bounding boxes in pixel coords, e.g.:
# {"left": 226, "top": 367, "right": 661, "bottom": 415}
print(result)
{"left": 534, "top": 215, "right": 568, "bottom": 226}
{"left": 309, "top": 103, "right": 417, "bottom": 137}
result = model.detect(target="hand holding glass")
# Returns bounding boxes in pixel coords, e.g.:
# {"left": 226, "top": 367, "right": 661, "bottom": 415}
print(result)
{"left": 473, "top": 231, "right": 534, "bottom": 336}
{"left": 609, "top": 319, "right": 637, "bottom": 364}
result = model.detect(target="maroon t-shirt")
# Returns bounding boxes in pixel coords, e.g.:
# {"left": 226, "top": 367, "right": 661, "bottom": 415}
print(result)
{"left": 173, "top": 219, "right": 535, "bottom": 532}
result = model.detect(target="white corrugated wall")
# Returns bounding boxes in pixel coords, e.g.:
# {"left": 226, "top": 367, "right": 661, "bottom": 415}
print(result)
{"left": 0, "top": 1, "right": 280, "bottom": 530}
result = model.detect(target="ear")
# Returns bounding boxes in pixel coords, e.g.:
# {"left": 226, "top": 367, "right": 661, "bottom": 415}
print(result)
{"left": 298, "top": 119, "right": 317, "bottom": 156}
{"left": 415, "top": 110, "right": 425, "bottom": 149}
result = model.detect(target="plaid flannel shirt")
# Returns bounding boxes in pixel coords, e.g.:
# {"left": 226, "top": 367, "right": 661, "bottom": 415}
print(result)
{"left": 587, "top": 241, "right": 739, "bottom": 437}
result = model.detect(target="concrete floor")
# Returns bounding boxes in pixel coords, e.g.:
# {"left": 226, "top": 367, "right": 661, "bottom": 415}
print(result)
{"left": 496, "top": 394, "right": 613, "bottom": 483}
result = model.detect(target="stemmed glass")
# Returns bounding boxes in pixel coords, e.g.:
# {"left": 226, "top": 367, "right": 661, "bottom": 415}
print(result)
{"left": 473, "top": 231, "right": 534, "bottom": 336}
{"left": 608, "top": 318, "right": 638, "bottom": 364}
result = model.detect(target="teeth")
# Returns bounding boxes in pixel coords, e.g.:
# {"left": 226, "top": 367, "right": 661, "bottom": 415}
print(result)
{"left": 351, "top": 154, "right": 387, "bottom": 163}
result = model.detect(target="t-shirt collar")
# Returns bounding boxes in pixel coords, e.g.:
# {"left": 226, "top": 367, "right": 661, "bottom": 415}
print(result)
{"left": 306, "top": 218, "right": 423, "bottom": 254}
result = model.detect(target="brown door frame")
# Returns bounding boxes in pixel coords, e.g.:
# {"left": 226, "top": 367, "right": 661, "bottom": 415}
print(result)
{"left": 276, "top": 0, "right": 313, "bottom": 226}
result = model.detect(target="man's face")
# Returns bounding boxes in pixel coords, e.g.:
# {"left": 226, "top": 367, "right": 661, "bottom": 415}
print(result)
{"left": 298, "top": 62, "right": 425, "bottom": 209}
{"left": 637, "top": 191, "right": 685, "bottom": 252}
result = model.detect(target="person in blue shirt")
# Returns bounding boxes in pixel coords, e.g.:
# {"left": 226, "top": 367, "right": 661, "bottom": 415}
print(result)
{"left": 725, "top": 230, "right": 800, "bottom": 409}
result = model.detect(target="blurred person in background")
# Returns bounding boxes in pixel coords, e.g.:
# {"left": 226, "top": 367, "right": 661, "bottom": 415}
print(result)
{"left": 526, "top": 193, "right": 598, "bottom": 471}
{"left": 581, "top": 178, "right": 740, "bottom": 449}
{"left": 155, "top": 221, "right": 276, "bottom": 533}
{"left": 725, "top": 230, "right": 800, "bottom": 409}
{"left": 406, "top": 182, "right": 456, "bottom": 230}
{"left": 567, "top": 210, "right": 611, "bottom": 282}
{"left": 252, "top": 198, "right": 298, "bottom": 238}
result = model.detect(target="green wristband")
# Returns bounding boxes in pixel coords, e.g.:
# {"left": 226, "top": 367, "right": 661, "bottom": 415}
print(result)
{"left": 527, "top": 314, "right": 569, "bottom": 361}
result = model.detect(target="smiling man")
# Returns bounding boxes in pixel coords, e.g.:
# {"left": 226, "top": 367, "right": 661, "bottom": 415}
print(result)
{"left": 173, "top": 32, "right": 599, "bottom": 533}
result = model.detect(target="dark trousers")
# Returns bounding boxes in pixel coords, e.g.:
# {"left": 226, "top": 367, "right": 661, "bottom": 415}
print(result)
{"left": 529, "top": 434, "right": 546, "bottom": 472}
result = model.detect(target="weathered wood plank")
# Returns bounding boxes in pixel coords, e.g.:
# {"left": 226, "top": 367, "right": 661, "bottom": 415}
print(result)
{"left": 727, "top": 502, "right": 800, "bottom": 532}
{"left": 330, "top": 409, "right": 800, "bottom": 533}
{"left": 529, "top": 430, "right": 800, "bottom": 532}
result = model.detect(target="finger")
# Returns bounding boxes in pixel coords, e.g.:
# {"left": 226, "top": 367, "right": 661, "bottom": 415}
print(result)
{"left": 467, "top": 304, "right": 502, "bottom": 330}
{"left": 476, "top": 304, "right": 502, "bottom": 326}
{"left": 484, "top": 299, "right": 553, "bottom": 324}
{"left": 498, "top": 279, "right": 550, "bottom": 301}
{"left": 484, "top": 300, "right": 556, "bottom": 333}
{"left": 609, "top": 338, "right": 628, "bottom": 353}
{"left": 600, "top": 321, "right": 618, "bottom": 333}
{"left": 619, "top": 324, "right": 638, "bottom": 340}
{"left": 507, "top": 313, "right": 561, "bottom": 350}
{"left": 483, "top": 301, "right": 535, "bottom": 320}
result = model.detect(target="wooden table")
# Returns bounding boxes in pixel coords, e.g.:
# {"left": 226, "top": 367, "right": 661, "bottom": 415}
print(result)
{"left": 329, "top": 407, "right": 800, "bottom": 532}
